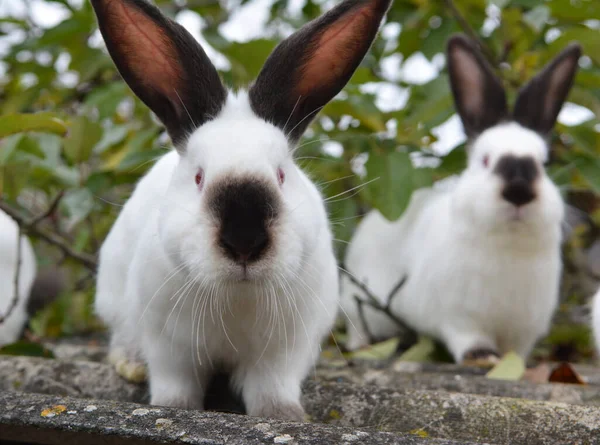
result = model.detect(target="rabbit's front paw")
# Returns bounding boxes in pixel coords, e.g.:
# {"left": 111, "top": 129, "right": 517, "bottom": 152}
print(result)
{"left": 250, "top": 401, "right": 306, "bottom": 422}
{"left": 462, "top": 347, "right": 500, "bottom": 368}
{"left": 114, "top": 359, "right": 148, "bottom": 383}
{"left": 107, "top": 347, "right": 148, "bottom": 383}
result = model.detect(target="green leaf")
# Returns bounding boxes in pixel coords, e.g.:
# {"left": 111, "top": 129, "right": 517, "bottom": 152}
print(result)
{"left": 486, "top": 351, "right": 526, "bottom": 381}
{"left": 346, "top": 337, "right": 400, "bottom": 360}
{"left": 117, "top": 148, "right": 168, "bottom": 172}
{"left": 14, "top": 135, "right": 46, "bottom": 159}
{"left": 84, "top": 82, "right": 129, "bottom": 119}
{"left": 404, "top": 75, "right": 453, "bottom": 128}
{"left": 396, "top": 336, "right": 437, "bottom": 362}
{"left": 0, "top": 113, "right": 68, "bottom": 138}
{"left": 221, "top": 39, "right": 278, "bottom": 83}
{"left": 361, "top": 151, "right": 434, "bottom": 221}
{"left": 523, "top": 5, "right": 550, "bottom": 33}
{"left": 61, "top": 188, "right": 95, "bottom": 227}
{"left": 0, "top": 341, "right": 55, "bottom": 358}
{"left": 0, "top": 135, "right": 24, "bottom": 165}
{"left": 63, "top": 115, "right": 103, "bottom": 164}
{"left": 547, "top": 27, "right": 600, "bottom": 66}
{"left": 548, "top": 0, "right": 600, "bottom": 22}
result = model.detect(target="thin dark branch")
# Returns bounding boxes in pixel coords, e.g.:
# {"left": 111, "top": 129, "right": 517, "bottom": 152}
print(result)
{"left": 31, "top": 191, "right": 64, "bottom": 226}
{"left": 340, "top": 264, "right": 414, "bottom": 337}
{"left": 0, "top": 200, "right": 97, "bottom": 271}
{"left": 0, "top": 226, "right": 22, "bottom": 324}
{"left": 354, "top": 295, "right": 375, "bottom": 343}
{"left": 444, "top": 0, "right": 496, "bottom": 64}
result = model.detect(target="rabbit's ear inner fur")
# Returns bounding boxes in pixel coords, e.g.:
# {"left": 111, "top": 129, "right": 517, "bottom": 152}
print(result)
{"left": 446, "top": 35, "right": 508, "bottom": 139}
{"left": 91, "top": 0, "right": 227, "bottom": 150}
{"left": 513, "top": 44, "right": 582, "bottom": 137}
{"left": 249, "top": 0, "right": 392, "bottom": 144}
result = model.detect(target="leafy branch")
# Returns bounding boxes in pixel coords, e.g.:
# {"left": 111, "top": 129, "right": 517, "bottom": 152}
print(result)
{"left": 0, "top": 198, "right": 98, "bottom": 272}
{"left": 444, "top": 0, "right": 496, "bottom": 64}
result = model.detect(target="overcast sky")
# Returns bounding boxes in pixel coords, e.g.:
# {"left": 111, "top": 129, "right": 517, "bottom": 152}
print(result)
{"left": 0, "top": 0, "right": 595, "bottom": 157}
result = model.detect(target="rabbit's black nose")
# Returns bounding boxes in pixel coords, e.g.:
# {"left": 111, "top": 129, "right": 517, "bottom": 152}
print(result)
{"left": 220, "top": 230, "right": 269, "bottom": 264}
{"left": 209, "top": 177, "right": 280, "bottom": 265}
{"left": 494, "top": 155, "right": 538, "bottom": 207}
{"left": 502, "top": 179, "right": 535, "bottom": 207}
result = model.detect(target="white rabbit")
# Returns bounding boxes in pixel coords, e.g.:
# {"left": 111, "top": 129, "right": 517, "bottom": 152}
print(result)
{"left": 91, "top": 0, "right": 391, "bottom": 420}
{"left": 0, "top": 209, "right": 37, "bottom": 346}
{"left": 592, "top": 288, "right": 600, "bottom": 357}
{"left": 340, "top": 35, "right": 582, "bottom": 364}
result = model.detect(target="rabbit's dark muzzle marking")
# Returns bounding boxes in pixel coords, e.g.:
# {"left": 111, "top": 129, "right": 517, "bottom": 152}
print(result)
{"left": 494, "top": 155, "right": 539, "bottom": 207}
{"left": 209, "top": 177, "right": 281, "bottom": 265}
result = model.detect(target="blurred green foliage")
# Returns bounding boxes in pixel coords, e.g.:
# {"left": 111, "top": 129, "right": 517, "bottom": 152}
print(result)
{"left": 0, "top": 0, "right": 599, "bottom": 342}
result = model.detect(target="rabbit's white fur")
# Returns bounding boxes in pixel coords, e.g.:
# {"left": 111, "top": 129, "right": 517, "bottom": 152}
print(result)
{"left": 341, "top": 123, "right": 563, "bottom": 361}
{"left": 95, "top": 93, "right": 338, "bottom": 413}
{"left": 592, "top": 288, "right": 600, "bottom": 357}
{"left": 0, "top": 209, "right": 37, "bottom": 346}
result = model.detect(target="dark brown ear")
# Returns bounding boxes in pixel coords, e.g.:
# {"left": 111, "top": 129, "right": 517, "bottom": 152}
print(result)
{"left": 513, "top": 43, "right": 581, "bottom": 137}
{"left": 91, "top": 0, "right": 227, "bottom": 150}
{"left": 446, "top": 34, "right": 508, "bottom": 138}
{"left": 249, "top": 0, "right": 391, "bottom": 144}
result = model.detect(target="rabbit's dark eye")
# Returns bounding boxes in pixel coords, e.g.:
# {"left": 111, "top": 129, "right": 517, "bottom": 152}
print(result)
{"left": 195, "top": 168, "right": 204, "bottom": 189}
{"left": 482, "top": 155, "right": 489, "bottom": 168}
{"left": 277, "top": 167, "right": 285, "bottom": 186}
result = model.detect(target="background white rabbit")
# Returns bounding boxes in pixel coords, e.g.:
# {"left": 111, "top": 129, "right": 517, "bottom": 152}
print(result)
{"left": 592, "top": 288, "right": 600, "bottom": 357}
{"left": 340, "top": 34, "right": 581, "bottom": 364}
{"left": 0, "top": 209, "right": 37, "bottom": 346}
{"left": 91, "top": 0, "right": 391, "bottom": 420}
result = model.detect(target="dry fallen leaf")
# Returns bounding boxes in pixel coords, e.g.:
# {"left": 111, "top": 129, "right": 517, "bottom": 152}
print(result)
{"left": 548, "top": 362, "right": 586, "bottom": 385}
{"left": 522, "top": 363, "right": 552, "bottom": 384}
{"left": 41, "top": 405, "right": 67, "bottom": 418}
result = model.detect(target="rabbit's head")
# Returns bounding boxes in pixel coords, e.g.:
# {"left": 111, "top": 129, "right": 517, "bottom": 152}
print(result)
{"left": 446, "top": 35, "right": 581, "bottom": 234}
{"left": 91, "top": 0, "right": 391, "bottom": 283}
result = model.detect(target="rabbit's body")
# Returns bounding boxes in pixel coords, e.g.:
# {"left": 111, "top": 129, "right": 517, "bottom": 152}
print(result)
{"left": 92, "top": 0, "right": 391, "bottom": 419}
{"left": 592, "top": 288, "right": 600, "bottom": 356}
{"left": 0, "top": 209, "right": 37, "bottom": 346}
{"left": 96, "top": 99, "right": 338, "bottom": 411}
{"left": 342, "top": 134, "right": 562, "bottom": 359}
{"left": 341, "top": 36, "right": 580, "bottom": 363}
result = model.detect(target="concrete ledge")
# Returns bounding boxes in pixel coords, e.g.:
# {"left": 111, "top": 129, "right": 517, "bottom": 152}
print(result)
{"left": 2, "top": 356, "right": 600, "bottom": 444}
{"left": 0, "top": 391, "right": 473, "bottom": 445}
{"left": 317, "top": 361, "right": 600, "bottom": 406}
{"left": 303, "top": 380, "right": 600, "bottom": 445}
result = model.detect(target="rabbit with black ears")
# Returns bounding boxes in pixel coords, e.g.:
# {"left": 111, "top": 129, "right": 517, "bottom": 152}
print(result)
{"left": 0, "top": 209, "right": 37, "bottom": 346}
{"left": 592, "top": 289, "right": 600, "bottom": 357}
{"left": 341, "top": 34, "right": 581, "bottom": 364}
{"left": 91, "top": 0, "right": 391, "bottom": 420}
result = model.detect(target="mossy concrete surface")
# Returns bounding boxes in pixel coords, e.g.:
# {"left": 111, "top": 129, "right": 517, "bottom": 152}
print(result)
{"left": 1, "top": 355, "right": 600, "bottom": 444}
{"left": 0, "top": 391, "right": 476, "bottom": 445}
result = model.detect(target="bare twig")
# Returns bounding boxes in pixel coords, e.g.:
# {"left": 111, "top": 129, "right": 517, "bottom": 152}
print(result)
{"left": 354, "top": 295, "right": 375, "bottom": 341}
{"left": 0, "top": 200, "right": 97, "bottom": 271}
{"left": 31, "top": 191, "right": 64, "bottom": 226}
{"left": 444, "top": 0, "right": 496, "bottom": 64}
{"left": 340, "top": 264, "right": 415, "bottom": 343}
{"left": 0, "top": 226, "right": 23, "bottom": 324}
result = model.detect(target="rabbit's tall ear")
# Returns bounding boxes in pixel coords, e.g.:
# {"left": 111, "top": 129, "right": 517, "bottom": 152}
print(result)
{"left": 446, "top": 34, "right": 508, "bottom": 138}
{"left": 91, "top": 0, "right": 227, "bottom": 150}
{"left": 249, "top": 0, "right": 391, "bottom": 144}
{"left": 513, "top": 44, "right": 581, "bottom": 137}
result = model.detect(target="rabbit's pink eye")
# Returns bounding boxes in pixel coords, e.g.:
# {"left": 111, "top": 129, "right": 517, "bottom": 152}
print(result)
{"left": 195, "top": 169, "right": 204, "bottom": 188}
{"left": 482, "top": 155, "right": 489, "bottom": 168}
{"left": 277, "top": 167, "right": 285, "bottom": 186}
